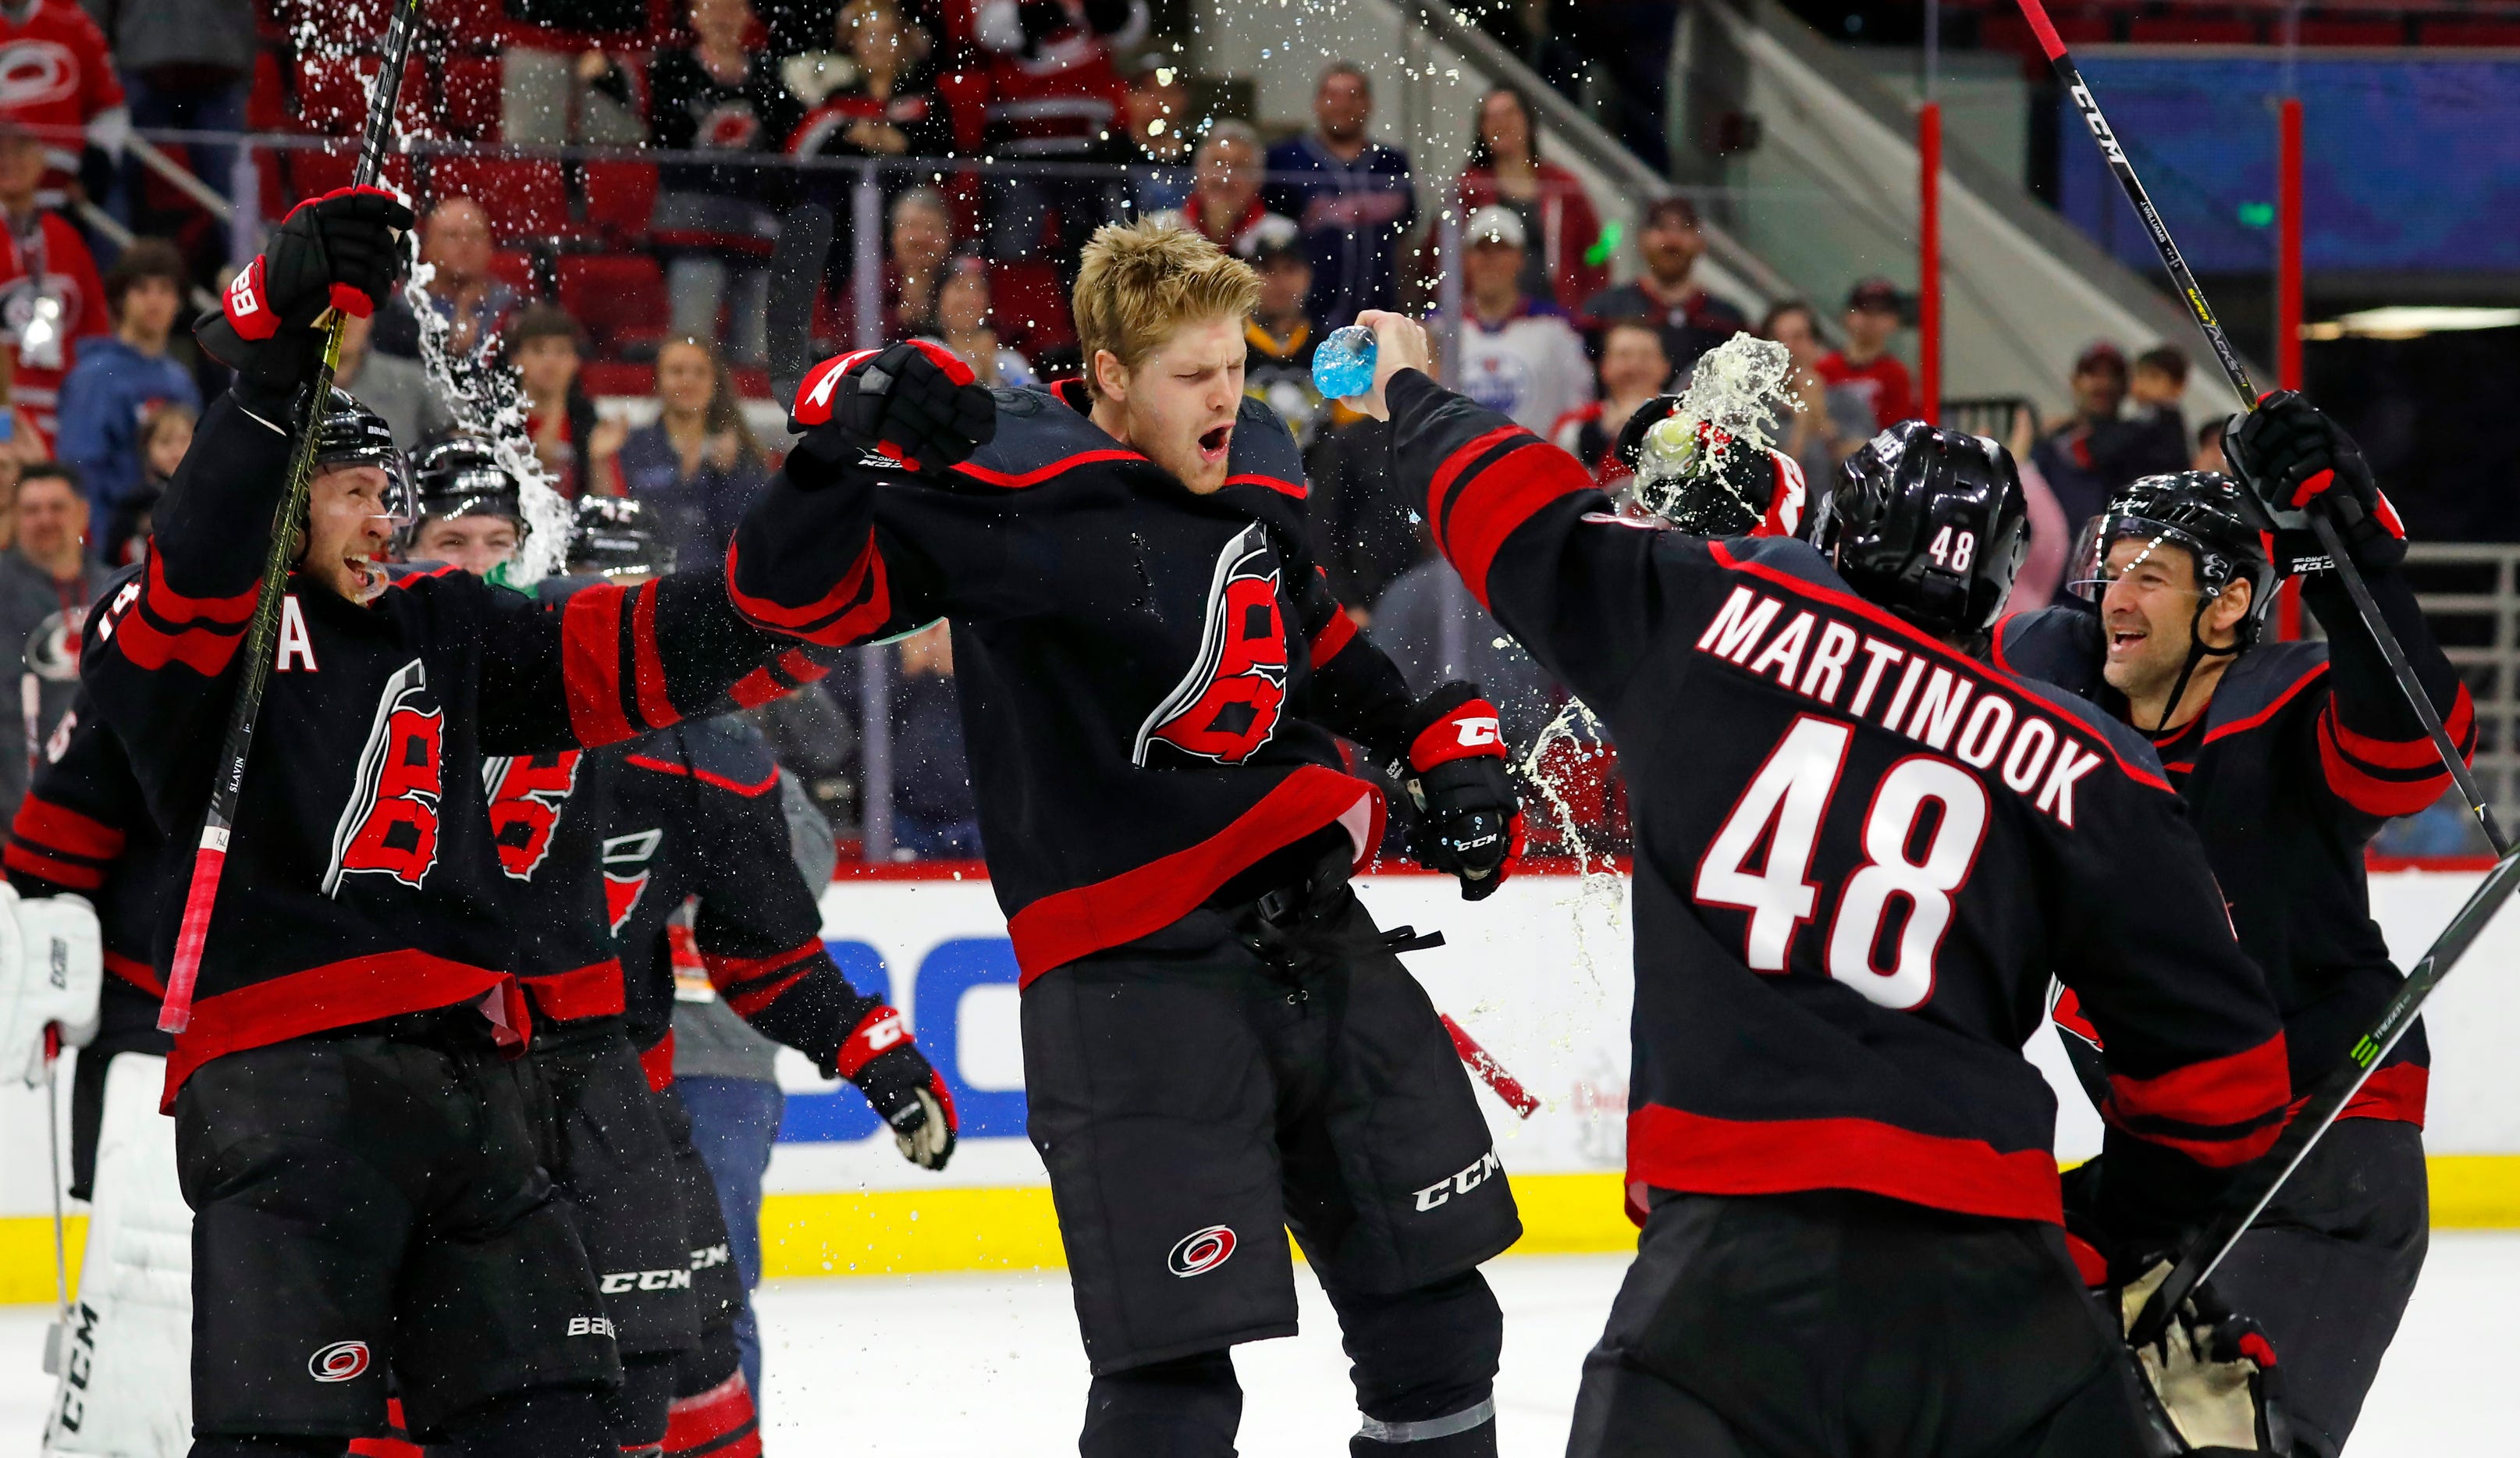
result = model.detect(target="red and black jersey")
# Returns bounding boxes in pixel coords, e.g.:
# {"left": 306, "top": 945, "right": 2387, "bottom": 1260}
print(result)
{"left": 5, "top": 688, "right": 170, "bottom": 1060}
{"left": 1384, "top": 368, "right": 2291, "bottom": 1239}
{"left": 79, "top": 393, "right": 788, "bottom": 1101}
{"left": 599, "top": 715, "right": 884, "bottom": 1084}
{"left": 728, "top": 379, "right": 1420, "bottom": 983}
{"left": 1995, "top": 565, "right": 2472, "bottom": 1129}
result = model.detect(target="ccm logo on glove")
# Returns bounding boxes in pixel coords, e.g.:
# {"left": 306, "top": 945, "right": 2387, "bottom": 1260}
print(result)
{"left": 833, "top": 1005, "right": 909, "bottom": 1077}
{"left": 1409, "top": 700, "right": 1506, "bottom": 769}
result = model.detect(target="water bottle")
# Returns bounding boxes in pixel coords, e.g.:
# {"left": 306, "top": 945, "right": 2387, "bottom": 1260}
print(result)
{"left": 1311, "top": 325, "right": 1377, "bottom": 400}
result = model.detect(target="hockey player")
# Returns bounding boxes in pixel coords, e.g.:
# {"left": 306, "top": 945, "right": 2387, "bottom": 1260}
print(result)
{"left": 80, "top": 187, "right": 796, "bottom": 1458}
{"left": 1994, "top": 394, "right": 2461, "bottom": 1458}
{"left": 1341, "top": 314, "right": 2294, "bottom": 1455}
{"left": 727, "top": 219, "right": 1525, "bottom": 1457}
{"left": 575, "top": 493, "right": 958, "bottom": 1456}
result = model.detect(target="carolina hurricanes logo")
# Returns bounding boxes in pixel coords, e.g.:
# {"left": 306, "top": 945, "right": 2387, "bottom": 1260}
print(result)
{"left": 1167, "top": 1225, "right": 1236, "bottom": 1278}
{"left": 483, "top": 751, "right": 581, "bottom": 880}
{"left": 0, "top": 42, "right": 76, "bottom": 110}
{"left": 308, "top": 1341, "right": 370, "bottom": 1383}
{"left": 323, "top": 660, "right": 445, "bottom": 896}
{"left": 1134, "top": 525, "right": 1288, "bottom": 767}
{"left": 700, "top": 101, "right": 761, "bottom": 150}
{"left": 602, "top": 829, "right": 662, "bottom": 932}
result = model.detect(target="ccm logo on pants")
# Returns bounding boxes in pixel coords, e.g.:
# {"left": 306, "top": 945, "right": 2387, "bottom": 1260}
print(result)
{"left": 602, "top": 1268, "right": 697, "bottom": 1293}
{"left": 1413, "top": 1151, "right": 1503, "bottom": 1212}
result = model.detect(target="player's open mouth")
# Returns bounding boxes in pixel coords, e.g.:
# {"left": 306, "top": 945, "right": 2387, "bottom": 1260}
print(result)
{"left": 347, "top": 555, "right": 386, "bottom": 598}
{"left": 1198, "top": 425, "right": 1232, "bottom": 461}
{"left": 2108, "top": 626, "right": 2146, "bottom": 653}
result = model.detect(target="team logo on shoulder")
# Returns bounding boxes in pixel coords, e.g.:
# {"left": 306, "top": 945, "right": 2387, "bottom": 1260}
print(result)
{"left": 1167, "top": 1225, "right": 1236, "bottom": 1278}
{"left": 602, "top": 828, "right": 662, "bottom": 932}
{"left": 1134, "top": 525, "right": 1288, "bottom": 767}
{"left": 483, "top": 751, "right": 581, "bottom": 880}
{"left": 308, "top": 1341, "right": 370, "bottom": 1383}
{"left": 323, "top": 660, "right": 445, "bottom": 896}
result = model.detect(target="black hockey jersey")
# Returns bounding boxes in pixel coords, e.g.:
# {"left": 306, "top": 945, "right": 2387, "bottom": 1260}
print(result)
{"left": 81, "top": 393, "right": 789, "bottom": 1099}
{"left": 1995, "top": 565, "right": 2468, "bottom": 1126}
{"left": 1385, "top": 368, "right": 2291, "bottom": 1235}
{"left": 599, "top": 715, "right": 884, "bottom": 1079}
{"left": 728, "top": 378, "right": 1421, "bottom": 982}
{"left": 5, "top": 690, "right": 170, "bottom": 1060}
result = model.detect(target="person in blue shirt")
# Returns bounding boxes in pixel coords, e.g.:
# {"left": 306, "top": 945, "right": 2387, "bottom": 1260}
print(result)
{"left": 55, "top": 237, "right": 200, "bottom": 518}
{"left": 1262, "top": 61, "right": 1418, "bottom": 325}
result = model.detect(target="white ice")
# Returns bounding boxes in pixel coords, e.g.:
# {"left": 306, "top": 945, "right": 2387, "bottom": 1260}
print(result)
{"left": 1, "top": 1239, "right": 2511, "bottom": 1453}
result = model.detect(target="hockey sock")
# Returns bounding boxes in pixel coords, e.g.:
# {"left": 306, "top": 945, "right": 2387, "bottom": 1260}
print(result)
{"left": 191, "top": 1438, "right": 349, "bottom": 1458}
{"left": 663, "top": 1371, "right": 759, "bottom": 1458}
{"left": 439, "top": 1385, "right": 615, "bottom": 1458}
{"left": 1079, "top": 1350, "right": 1243, "bottom": 1458}
{"left": 1334, "top": 1271, "right": 1504, "bottom": 1458}
{"left": 603, "top": 1355, "right": 679, "bottom": 1455}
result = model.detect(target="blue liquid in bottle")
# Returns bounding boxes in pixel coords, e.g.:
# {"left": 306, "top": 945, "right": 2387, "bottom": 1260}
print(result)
{"left": 1311, "top": 325, "right": 1377, "bottom": 400}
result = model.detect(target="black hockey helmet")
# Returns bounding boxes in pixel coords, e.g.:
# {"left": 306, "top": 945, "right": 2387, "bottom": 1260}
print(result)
{"left": 568, "top": 495, "right": 675, "bottom": 579}
{"left": 1615, "top": 397, "right": 1807, "bottom": 538}
{"left": 400, "top": 437, "right": 526, "bottom": 553}
{"left": 311, "top": 388, "right": 411, "bottom": 513}
{"left": 2070, "top": 471, "right": 2277, "bottom": 637}
{"left": 1807, "top": 421, "right": 2028, "bottom": 641}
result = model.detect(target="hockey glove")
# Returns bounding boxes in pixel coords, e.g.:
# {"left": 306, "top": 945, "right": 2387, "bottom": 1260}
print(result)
{"left": 2117, "top": 1261, "right": 2293, "bottom": 1456}
{"left": 197, "top": 186, "right": 414, "bottom": 390}
{"left": 0, "top": 887, "right": 100, "bottom": 1086}
{"left": 1391, "top": 682, "right": 1523, "bottom": 901}
{"left": 2223, "top": 389, "right": 2404, "bottom": 571}
{"left": 789, "top": 340, "right": 998, "bottom": 478}
{"left": 833, "top": 1004, "right": 958, "bottom": 1170}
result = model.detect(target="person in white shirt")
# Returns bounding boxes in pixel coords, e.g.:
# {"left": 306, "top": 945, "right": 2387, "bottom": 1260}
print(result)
{"left": 1444, "top": 204, "right": 1592, "bottom": 433}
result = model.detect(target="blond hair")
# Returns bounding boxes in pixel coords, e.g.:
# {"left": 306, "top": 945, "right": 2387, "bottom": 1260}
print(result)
{"left": 1072, "top": 217, "right": 1261, "bottom": 399}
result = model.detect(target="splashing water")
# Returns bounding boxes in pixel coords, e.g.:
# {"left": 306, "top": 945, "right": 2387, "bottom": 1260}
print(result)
{"left": 1516, "top": 697, "right": 1624, "bottom": 989}
{"left": 396, "top": 247, "right": 575, "bottom": 585}
{"left": 1633, "top": 332, "right": 1797, "bottom": 522}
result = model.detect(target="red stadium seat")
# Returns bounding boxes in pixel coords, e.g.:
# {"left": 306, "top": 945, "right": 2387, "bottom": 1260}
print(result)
{"left": 293, "top": 53, "right": 432, "bottom": 137}
{"left": 558, "top": 254, "right": 670, "bottom": 357}
{"left": 428, "top": 156, "right": 573, "bottom": 241}
{"left": 283, "top": 146, "right": 411, "bottom": 205}
{"left": 437, "top": 56, "right": 503, "bottom": 141}
{"left": 2420, "top": 17, "right": 2520, "bottom": 45}
{"left": 249, "top": 50, "right": 288, "bottom": 133}
{"left": 2296, "top": 19, "right": 2405, "bottom": 46}
{"left": 579, "top": 361, "right": 657, "bottom": 398}
{"left": 2125, "top": 16, "right": 2259, "bottom": 44}
{"left": 990, "top": 261, "right": 1073, "bottom": 355}
{"left": 1976, "top": 9, "right": 2114, "bottom": 63}
{"left": 426, "top": 0, "right": 507, "bottom": 53}
{"left": 487, "top": 249, "right": 538, "bottom": 296}
{"left": 581, "top": 161, "right": 659, "bottom": 242}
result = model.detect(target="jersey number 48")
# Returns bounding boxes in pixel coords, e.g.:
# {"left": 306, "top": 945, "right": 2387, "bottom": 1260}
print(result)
{"left": 1694, "top": 715, "right": 1988, "bottom": 1011}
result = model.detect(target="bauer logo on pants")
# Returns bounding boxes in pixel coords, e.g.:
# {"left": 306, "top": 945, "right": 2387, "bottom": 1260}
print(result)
{"left": 1167, "top": 1225, "right": 1236, "bottom": 1278}
{"left": 309, "top": 1341, "right": 371, "bottom": 1383}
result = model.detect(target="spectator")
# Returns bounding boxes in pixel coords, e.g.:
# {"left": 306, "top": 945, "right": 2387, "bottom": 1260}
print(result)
{"left": 104, "top": 401, "right": 191, "bottom": 567}
{"left": 1580, "top": 197, "right": 1747, "bottom": 377}
{"left": 2195, "top": 416, "right": 2229, "bottom": 475}
{"left": 1548, "top": 318, "right": 1671, "bottom": 485}
{"left": 1150, "top": 121, "right": 1276, "bottom": 255}
{"left": 650, "top": 0, "right": 802, "bottom": 365}
{"left": 0, "top": 116, "right": 108, "bottom": 450}
{"left": 885, "top": 621, "right": 979, "bottom": 858}
{"left": 1242, "top": 218, "right": 1328, "bottom": 450}
{"left": 375, "top": 197, "right": 519, "bottom": 361}
{"left": 0, "top": 0, "right": 123, "bottom": 204}
{"left": 1456, "top": 86, "right": 1605, "bottom": 311}
{"left": 1114, "top": 55, "right": 1195, "bottom": 215}
{"left": 1446, "top": 205, "right": 1593, "bottom": 434}
{"left": 56, "top": 239, "right": 200, "bottom": 519}
{"left": 1814, "top": 277, "right": 1919, "bottom": 433}
{"left": 508, "top": 304, "right": 607, "bottom": 497}
{"left": 496, "top": 0, "right": 649, "bottom": 148}
{"left": 1758, "top": 299, "right": 1871, "bottom": 489}
{"left": 883, "top": 186, "right": 958, "bottom": 338}
{"left": 335, "top": 308, "right": 450, "bottom": 452}
{"left": 0, "top": 464, "right": 96, "bottom": 824}
{"left": 1264, "top": 61, "right": 1416, "bottom": 326}
{"left": 2031, "top": 340, "right": 2131, "bottom": 532}
{"left": 91, "top": 0, "right": 251, "bottom": 224}
{"left": 922, "top": 256, "right": 1034, "bottom": 387}
{"left": 784, "top": 0, "right": 954, "bottom": 176}
{"left": 972, "top": 0, "right": 1144, "bottom": 280}
{"left": 2106, "top": 341, "right": 2192, "bottom": 485}
{"left": 606, "top": 336, "right": 770, "bottom": 571}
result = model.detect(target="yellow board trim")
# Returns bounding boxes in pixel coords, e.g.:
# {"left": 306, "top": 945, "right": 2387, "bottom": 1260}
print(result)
{"left": 2, "top": 1156, "right": 2514, "bottom": 1304}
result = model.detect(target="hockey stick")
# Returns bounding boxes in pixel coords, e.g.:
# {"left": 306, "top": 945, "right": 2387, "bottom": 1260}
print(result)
{"left": 158, "top": 0, "right": 423, "bottom": 1034}
{"left": 2131, "top": 837, "right": 2520, "bottom": 1345}
{"left": 1440, "top": 1011, "right": 1539, "bottom": 1119}
{"left": 2014, "top": 0, "right": 2507, "bottom": 859}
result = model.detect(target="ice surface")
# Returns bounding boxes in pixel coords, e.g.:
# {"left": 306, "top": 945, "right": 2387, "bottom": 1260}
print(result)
{"left": 2, "top": 1240, "right": 2509, "bottom": 1452}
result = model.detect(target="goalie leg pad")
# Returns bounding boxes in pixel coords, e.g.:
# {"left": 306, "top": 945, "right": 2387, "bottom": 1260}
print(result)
{"left": 46, "top": 1053, "right": 190, "bottom": 1458}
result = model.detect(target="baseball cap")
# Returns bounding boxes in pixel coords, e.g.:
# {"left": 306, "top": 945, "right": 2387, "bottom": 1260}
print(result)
{"left": 1845, "top": 277, "right": 1903, "bottom": 315}
{"left": 1465, "top": 205, "right": 1527, "bottom": 250}
{"left": 2074, "top": 340, "right": 2129, "bottom": 375}
{"left": 1238, "top": 212, "right": 1306, "bottom": 267}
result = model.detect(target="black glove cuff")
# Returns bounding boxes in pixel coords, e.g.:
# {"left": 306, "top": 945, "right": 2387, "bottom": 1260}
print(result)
{"left": 1397, "top": 680, "right": 1487, "bottom": 749}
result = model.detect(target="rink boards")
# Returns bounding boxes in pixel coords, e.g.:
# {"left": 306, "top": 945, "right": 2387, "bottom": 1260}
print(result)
{"left": 4, "top": 866, "right": 2520, "bottom": 1296}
